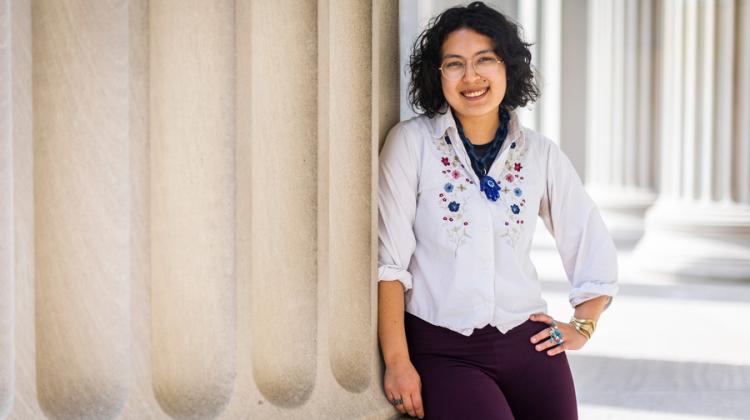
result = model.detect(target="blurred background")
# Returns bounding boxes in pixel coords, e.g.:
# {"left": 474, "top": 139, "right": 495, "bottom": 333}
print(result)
{"left": 399, "top": 1, "right": 749, "bottom": 419}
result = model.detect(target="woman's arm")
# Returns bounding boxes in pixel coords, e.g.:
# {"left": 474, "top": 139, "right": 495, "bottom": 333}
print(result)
{"left": 377, "top": 280, "right": 410, "bottom": 365}
{"left": 573, "top": 295, "right": 611, "bottom": 322}
{"left": 378, "top": 280, "right": 424, "bottom": 419}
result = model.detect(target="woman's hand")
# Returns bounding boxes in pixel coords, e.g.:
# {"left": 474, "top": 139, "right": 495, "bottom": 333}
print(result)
{"left": 528, "top": 312, "right": 588, "bottom": 356}
{"left": 383, "top": 358, "right": 425, "bottom": 419}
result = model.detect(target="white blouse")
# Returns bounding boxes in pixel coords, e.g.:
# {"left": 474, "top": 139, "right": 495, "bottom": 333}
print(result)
{"left": 377, "top": 107, "right": 619, "bottom": 336}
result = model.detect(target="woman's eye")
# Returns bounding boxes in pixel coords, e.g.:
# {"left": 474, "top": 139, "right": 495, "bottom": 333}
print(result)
{"left": 477, "top": 56, "right": 496, "bottom": 63}
{"left": 444, "top": 61, "right": 464, "bottom": 69}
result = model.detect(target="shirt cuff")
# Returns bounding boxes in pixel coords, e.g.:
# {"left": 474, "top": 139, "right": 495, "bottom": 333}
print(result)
{"left": 569, "top": 282, "right": 619, "bottom": 308}
{"left": 378, "top": 265, "right": 413, "bottom": 291}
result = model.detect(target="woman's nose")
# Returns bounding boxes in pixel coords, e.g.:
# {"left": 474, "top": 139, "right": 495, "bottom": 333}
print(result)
{"left": 462, "top": 63, "right": 481, "bottom": 82}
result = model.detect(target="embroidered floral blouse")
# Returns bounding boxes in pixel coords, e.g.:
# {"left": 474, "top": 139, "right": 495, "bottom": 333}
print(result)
{"left": 377, "top": 107, "right": 619, "bottom": 336}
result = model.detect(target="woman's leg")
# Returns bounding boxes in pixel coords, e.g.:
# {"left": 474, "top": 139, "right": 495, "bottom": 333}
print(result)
{"left": 495, "top": 320, "right": 579, "bottom": 420}
{"left": 404, "top": 312, "right": 514, "bottom": 419}
{"left": 411, "top": 354, "right": 514, "bottom": 420}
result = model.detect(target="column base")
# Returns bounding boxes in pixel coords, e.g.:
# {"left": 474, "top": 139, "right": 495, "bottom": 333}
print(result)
{"left": 632, "top": 200, "right": 750, "bottom": 280}
{"left": 588, "top": 187, "right": 657, "bottom": 249}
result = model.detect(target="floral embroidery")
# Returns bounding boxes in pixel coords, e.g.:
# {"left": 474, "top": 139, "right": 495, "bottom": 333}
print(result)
{"left": 495, "top": 133, "right": 529, "bottom": 245}
{"left": 432, "top": 135, "right": 472, "bottom": 256}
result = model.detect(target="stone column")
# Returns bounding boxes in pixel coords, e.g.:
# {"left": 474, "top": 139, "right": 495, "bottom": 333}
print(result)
{"left": 521, "top": 0, "right": 589, "bottom": 248}
{"left": 586, "top": 0, "right": 659, "bottom": 247}
{"left": 0, "top": 0, "right": 13, "bottom": 416}
{"left": 633, "top": 0, "right": 750, "bottom": 279}
{"left": 33, "top": 1, "right": 130, "bottom": 418}
{"left": 9, "top": 0, "right": 35, "bottom": 418}
{"left": 6, "top": 1, "right": 402, "bottom": 418}
{"left": 399, "top": 0, "right": 432, "bottom": 120}
{"left": 149, "top": 1, "right": 236, "bottom": 418}
{"left": 225, "top": 0, "right": 401, "bottom": 417}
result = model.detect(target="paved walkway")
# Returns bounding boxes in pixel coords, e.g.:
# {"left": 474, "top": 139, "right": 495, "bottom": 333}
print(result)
{"left": 531, "top": 245, "right": 750, "bottom": 420}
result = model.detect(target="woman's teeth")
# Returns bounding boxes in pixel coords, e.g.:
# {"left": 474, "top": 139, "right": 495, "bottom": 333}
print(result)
{"left": 463, "top": 88, "right": 488, "bottom": 98}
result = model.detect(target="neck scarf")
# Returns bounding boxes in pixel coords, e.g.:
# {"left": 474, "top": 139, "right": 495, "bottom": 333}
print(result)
{"left": 454, "top": 107, "right": 511, "bottom": 201}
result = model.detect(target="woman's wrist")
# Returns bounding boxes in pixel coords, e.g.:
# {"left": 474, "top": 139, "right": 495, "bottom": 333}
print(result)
{"left": 384, "top": 353, "right": 411, "bottom": 367}
{"left": 573, "top": 295, "right": 610, "bottom": 322}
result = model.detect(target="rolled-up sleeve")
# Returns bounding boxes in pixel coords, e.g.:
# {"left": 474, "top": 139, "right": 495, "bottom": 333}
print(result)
{"left": 538, "top": 140, "right": 619, "bottom": 308}
{"left": 378, "top": 123, "right": 419, "bottom": 291}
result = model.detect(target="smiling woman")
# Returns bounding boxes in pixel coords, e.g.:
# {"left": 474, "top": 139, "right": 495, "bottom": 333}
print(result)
{"left": 377, "top": 2, "right": 619, "bottom": 420}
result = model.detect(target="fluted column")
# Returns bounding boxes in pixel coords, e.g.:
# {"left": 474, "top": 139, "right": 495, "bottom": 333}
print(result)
{"left": 0, "top": 0, "right": 13, "bottom": 416}
{"left": 522, "top": 0, "right": 588, "bottom": 249}
{"left": 33, "top": 1, "right": 130, "bottom": 418}
{"left": 586, "top": 0, "right": 659, "bottom": 247}
{"left": 6, "top": 1, "right": 402, "bottom": 418}
{"left": 149, "top": 1, "right": 236, "bottom": 418}
{"left": 9, "top": 0, "right": 35, "bottom": 418}
{"left": 633, "top": 0, "right": 750, "bottom": 279}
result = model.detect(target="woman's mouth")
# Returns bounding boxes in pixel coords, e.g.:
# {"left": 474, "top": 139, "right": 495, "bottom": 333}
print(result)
{"left": 461, "top": 87, "right": 489, "bottom": 100}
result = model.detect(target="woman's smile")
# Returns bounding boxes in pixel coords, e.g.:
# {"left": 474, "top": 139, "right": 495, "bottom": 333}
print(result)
{"left": 461, "top": 86, "right": 489, "bottom": 100}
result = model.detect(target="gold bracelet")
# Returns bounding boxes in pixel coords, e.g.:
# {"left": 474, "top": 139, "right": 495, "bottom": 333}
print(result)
{"left": 570, "top": 316, "right": 596, "bottom": 329}
{"left": 570, "top": 317, "right": 596, "bottom": 339}
{"left": 570, "top": 322, "right": 592, "bottom": 339}
{"left": 570, "top": 319, "right": 595, "bottom": 333}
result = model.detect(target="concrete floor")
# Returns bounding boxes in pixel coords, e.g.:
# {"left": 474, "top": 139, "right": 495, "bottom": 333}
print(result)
{"left": 532, "top": 246, "right": 750, "bottom": 420}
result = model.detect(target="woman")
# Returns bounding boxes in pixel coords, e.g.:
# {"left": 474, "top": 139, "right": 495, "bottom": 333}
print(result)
{"left": 377, "top": 2, "right": 619, "bottom": 419}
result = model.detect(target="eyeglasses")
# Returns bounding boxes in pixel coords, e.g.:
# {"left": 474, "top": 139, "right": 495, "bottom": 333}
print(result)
{"left": 439, "top": 54, "right": 504, "bottom": 81}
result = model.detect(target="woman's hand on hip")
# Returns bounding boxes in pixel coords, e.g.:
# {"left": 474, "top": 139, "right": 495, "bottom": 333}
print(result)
{"left": 383, "top": 358, "right": 424, "bottom": 419}
{"left": 528, "top": 312, "right": 588, "bottom": 356}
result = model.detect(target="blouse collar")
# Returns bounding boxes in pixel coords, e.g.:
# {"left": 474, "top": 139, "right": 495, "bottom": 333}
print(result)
{"left": 429, "top": 106, "right": 524, "bottom": 153}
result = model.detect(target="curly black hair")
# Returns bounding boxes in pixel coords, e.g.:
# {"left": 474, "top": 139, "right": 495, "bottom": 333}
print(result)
{"left": 408, "top": 1, "right": 540, "bottom": 117}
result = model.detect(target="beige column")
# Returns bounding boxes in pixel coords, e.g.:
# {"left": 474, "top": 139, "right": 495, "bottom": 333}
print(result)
{"left": 33, "top": 1, "right": 130, "bottom": 419}
{"left": 9, "top": 0, "right": 35, "bottom": 418}
{"left": 149, "top": 1, "right": 236, "bottom": 418}
{"left": 526, "top": 0, "right": 588, "bottom": 248}
{"left": 227, "top": 0, "right": 401, "bottom": 417}
{"left": 0, "top": 0, "right": 13, "bottom": 416}
{"left": 633, "top": 0, "right": 750, "bottom": 279}
{"left": 586, "top": 0, "right": 659, "bottom": 247}
{"left": 6, "top": 0, "right": 402, "bottom": 418}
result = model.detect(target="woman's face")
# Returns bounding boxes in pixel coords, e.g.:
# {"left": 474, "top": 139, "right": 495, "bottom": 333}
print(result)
{"left": 439, "top": 28, "right": 506, "bottom": 120}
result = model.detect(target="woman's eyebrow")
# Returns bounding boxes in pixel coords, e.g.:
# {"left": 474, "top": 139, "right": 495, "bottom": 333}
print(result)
{"left": 441, "top": 49, "right": 495, "bottom": 60}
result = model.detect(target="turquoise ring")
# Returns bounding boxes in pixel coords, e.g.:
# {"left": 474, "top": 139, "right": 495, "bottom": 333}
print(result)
{"left": 549, "top": 326, "right": 564, "bottom": 345}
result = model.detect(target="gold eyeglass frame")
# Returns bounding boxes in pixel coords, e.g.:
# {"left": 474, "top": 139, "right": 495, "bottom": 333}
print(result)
{"left": 438, "top": 57, "right": 504, "bottom": 81}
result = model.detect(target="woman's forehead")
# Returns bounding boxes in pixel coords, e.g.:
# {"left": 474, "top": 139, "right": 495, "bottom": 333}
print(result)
{"left": 441, "top": 28, "right": 494, "bottom": 58}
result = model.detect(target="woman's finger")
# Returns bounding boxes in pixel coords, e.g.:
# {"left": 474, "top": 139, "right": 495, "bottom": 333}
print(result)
{"left": 388, "top": 392, "right": 406, "bottom": 414}
{"left": 529, "top": 312, "right": 554, "bottom": 325}
{"left": 535, "top": 334, "right": 561, "bottom": 352}
{"left": 411, "top": 391, "right": 425, "bottom": 419}
{"left": 530, "top": 326, "right": 552, "bottom": 344}
{"left": 547, "top": 341, "right": 567, "bottom": 356}
{"left": 403, "top": 393, "right": 418, "bottom": 418}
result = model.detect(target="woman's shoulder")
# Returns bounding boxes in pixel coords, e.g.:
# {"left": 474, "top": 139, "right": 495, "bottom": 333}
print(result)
{"left": 382, "top": 114, "right": 439, "bottom": 158}
{"left": 387, "top": 114, "right": 436, "bottom": 142}
{"left": 518, "top": 124, "right": 555, "bottom": 151}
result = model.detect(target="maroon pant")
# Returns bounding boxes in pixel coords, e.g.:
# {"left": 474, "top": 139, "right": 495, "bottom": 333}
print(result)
{"left": 404, "top": 311, "right": 578, "bottom": 420}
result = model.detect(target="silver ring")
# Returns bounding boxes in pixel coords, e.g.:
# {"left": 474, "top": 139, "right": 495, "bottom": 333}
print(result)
{"left": 391, "top": 397, "right": 403, "bottom": 406}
